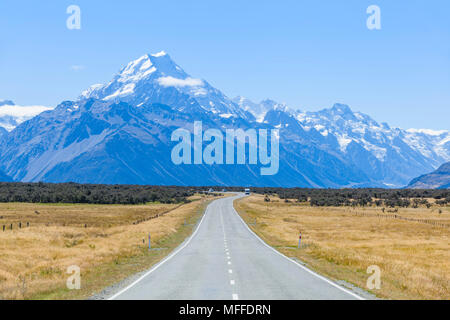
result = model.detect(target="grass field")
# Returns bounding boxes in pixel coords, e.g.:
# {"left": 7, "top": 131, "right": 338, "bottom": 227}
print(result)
{"left": 235, "top": 195, "right": 450, "bottom": 300}
{"left": 0, "top": 194, "right": 217, "bottom": 300}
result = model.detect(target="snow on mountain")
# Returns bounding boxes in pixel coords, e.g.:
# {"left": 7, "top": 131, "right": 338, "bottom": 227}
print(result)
{"left": 0, "top": 52, "right": 448, "bottom": 188}
{"left": 235, "top": 97, "right": 450, "bottom": 187}
{"left": 0, "top": 98, "right": 372, "bottom": 187}
{"left": 404, "top": 129, "right": 450, "bottom": 160}
{"left": 0, "top": 100, "right": 53, "bottom": 131}
{"left": 297, "top": 104, "right": 450, "bottom": 166}
{"left": 233, "top": 96, "right": 269, "bottom": 122}
{"left": 81, "top": 52, "right": 249, "bottom": 119}
{"left": 233, "top": 97, "right": 291, "bottom": 122}
{"left": 238, "top": 97, "right": 449, "bottom": 163}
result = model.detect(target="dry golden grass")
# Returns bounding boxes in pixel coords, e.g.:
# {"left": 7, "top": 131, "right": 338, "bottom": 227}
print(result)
{"left": 235, "top": 195, "right": 450, "bottom": 300}
{"left": 0, "top": 194, "right": 217, "bottom": 300}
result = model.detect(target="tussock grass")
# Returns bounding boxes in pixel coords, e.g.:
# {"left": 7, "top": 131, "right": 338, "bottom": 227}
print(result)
{"left": 235, "top": 195, "right": 450, "bottom": 300}
{"left": 0, "top": 195, "right": 215, "bottom": 300}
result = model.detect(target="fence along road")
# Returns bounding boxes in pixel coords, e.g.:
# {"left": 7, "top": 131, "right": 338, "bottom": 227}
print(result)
{"left": 109, "top": 194, "right": 363, "bottom": 300}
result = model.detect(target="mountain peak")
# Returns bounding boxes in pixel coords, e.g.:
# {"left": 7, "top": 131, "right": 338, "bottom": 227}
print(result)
{"left": 80, "top": 51, "right": 189, "bottom": 100}
{"left": 331, "top": 103, "right": 352, "bottom": 114}
{"left": 0, "top": 100, "right": 15, "bottom": 106}
{"left": 79, "top": 52, "right": 247, "bottom": 118}
{"left": 260, "top": 99, "right": 288, "bottom": 111}
{"left": 114, "top": 51, "right": 183, "bottom": 84}
{"left": 150, "top": 50, "right": 168, "bottom": 58}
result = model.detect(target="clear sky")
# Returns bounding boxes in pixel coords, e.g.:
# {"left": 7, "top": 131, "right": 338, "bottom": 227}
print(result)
{"left": 0, "top": 0, "right": 449, "bottom": 130}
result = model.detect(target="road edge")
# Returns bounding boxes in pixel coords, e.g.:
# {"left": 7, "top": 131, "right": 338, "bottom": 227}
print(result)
{"left": 87, "top": 198, "right": 214, "bottom": 300}
{"left": 232, "top": 195, "right": 366, "bottom": 300}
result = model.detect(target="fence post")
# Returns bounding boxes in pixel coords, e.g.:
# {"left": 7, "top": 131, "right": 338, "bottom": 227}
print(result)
{"left": 298, "top": 232, "right": 302, "bottom": 248}
{"left": 148, "top": 233, "right": 151, "bottom": 250}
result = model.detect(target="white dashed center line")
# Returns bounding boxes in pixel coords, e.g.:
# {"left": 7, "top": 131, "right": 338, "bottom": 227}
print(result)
{"left": 220, "top": 210, "right": 239, "bottom": 301}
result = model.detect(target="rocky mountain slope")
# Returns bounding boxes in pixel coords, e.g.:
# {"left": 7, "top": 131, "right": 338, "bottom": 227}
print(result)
{"left": 0, "top": 52, "right": 448, "bottom": 187}
{"left": 407, "top": 162, "right": 450, "bottom": 189}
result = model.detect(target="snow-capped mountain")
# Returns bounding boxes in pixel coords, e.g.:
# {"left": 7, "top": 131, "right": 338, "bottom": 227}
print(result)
{"left": 295, "top": 104, "right": 449, "bottom": 165}
{"left": 0, "top": 52, "right": 448, "bottom": 188}
{"left": 403, "top": 129, "right": 450, "bottom": 164}
{"left": 81, "top": 51, "right": 249, "bottom": 119}
{"left": 235, "top": 97, "right": 450, "bottom": 186}
{"left": 233, "top": 97, "right": 291, "bottom": 123}
{"left": 0, "top": 98, "right": 370, "bottom": 186}
{"left": 0, "top": 100, "right": 53, "bottom": 132}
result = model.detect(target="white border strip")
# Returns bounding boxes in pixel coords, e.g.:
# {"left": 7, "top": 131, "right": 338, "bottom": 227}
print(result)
{"left": 108, "top": 202, "right": 212, "bottom": 300}
{"left": 232, "top": 195, "right": 365, "bottom": 300}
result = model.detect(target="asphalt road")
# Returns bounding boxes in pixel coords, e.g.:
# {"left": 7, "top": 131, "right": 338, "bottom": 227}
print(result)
{"left": 109, "top": 194, "right": 363, "bottom": 300}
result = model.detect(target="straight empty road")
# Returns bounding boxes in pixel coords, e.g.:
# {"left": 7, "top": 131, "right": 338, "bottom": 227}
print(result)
{"left": 109, "top": 194, "right": 363, "bottom": 300}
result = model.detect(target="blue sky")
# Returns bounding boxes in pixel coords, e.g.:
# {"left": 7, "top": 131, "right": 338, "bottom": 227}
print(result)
{"left": 0, "top": 0, "right": 449, "bottom": 130}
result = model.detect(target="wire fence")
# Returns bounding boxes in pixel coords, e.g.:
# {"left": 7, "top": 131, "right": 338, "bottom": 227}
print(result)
{"left": 353, "top": 211, "right": 449, "bottom": 228}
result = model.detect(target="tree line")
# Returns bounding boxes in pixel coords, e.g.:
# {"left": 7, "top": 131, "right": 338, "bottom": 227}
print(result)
{"left": 232, "top": 187, "right": 450, "bottom": 208}
{"left": 0, "top": 183, "right": 448, "bottom": 207}
{"left": 0, "top": 183, "right": 198, "bottom": 204}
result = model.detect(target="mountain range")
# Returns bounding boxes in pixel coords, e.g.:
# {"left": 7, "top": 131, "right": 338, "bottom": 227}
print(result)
{"left": 0, "top": 52, "right": 448, "bottom": 187}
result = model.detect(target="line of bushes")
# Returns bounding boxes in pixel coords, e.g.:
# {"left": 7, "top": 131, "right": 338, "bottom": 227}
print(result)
{"left": 0, "top": 183, "right": 198, "bottom": 204}
{"left": 237, "top": 187, "right": 450, "bottom": 207}
{"left": 1, "top": 183, "right": 448, "bottom": 207}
